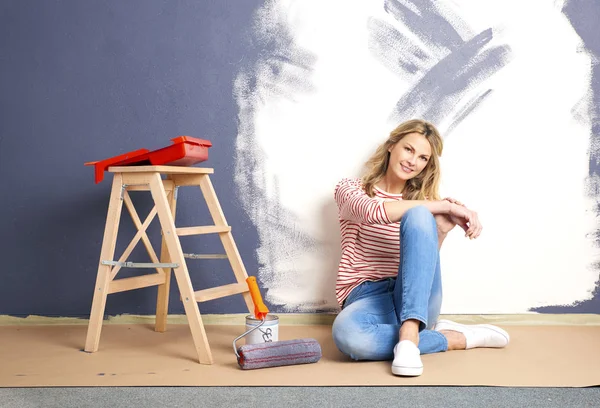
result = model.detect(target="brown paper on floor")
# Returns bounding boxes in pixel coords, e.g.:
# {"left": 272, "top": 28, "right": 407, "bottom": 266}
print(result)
{"left": 1, "top": 324, "right": 599, "bottom": 387}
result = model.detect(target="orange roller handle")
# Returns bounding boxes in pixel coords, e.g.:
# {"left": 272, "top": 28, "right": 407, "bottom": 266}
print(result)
{"left": 246, "top": 276, "right": 269, "bottom": 320}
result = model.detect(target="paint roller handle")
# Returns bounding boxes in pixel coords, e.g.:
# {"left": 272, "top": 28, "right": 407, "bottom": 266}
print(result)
{"left": 246, "top": 276, "right": 269, "bottom": 320}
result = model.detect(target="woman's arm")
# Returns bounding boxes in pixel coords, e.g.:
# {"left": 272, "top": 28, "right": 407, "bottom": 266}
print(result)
{"left": 382, "top": 199, "right": 451, "bottom": 222}
{"left": 335, "top": 179, "right": 392, "bottom": 224}
{"left": 385, "top": 199, "right": 481, "bottom": 239}
{"left": 335, "top": 179, "right": 480, "bottom": 237}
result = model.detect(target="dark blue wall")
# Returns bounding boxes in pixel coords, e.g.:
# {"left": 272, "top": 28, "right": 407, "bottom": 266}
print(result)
{"left": 0, "top": 0, "right": 265, "bottom": 317}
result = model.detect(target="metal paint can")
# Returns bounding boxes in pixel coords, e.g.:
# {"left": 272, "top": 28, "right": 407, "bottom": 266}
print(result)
{"left": 244, "top": 315, "right": 279, "bottom": 345}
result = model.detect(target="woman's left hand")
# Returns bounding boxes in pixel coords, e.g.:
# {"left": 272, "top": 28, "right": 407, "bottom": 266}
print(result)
{"left": 441, "top": 198, "right": 483, "bottom": 239}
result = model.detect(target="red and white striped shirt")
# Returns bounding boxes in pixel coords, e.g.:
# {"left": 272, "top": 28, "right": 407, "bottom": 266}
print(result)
{"left": 334, "top": 178, "right": 402, "bottom": 306}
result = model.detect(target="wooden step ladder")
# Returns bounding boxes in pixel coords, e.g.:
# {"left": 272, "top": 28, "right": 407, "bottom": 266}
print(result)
{"left": 84, "top": 165, "right": 255, "bottom": 364}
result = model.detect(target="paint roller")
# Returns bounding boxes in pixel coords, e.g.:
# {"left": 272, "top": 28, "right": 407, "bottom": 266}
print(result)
{"left": 233, "top": 276, "right": 322, "bottom": 370}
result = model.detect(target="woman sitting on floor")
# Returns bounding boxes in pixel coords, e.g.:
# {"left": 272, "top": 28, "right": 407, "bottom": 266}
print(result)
{"left": 332, "top": 119, "right": 509, "bottom": 377}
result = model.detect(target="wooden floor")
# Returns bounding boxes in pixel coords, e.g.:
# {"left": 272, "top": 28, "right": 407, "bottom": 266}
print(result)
{"left": 1, "top": 324, "right": 599, "bottom": 387}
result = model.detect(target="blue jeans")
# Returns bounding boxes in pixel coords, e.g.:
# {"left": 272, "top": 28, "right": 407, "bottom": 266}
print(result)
{"left": 332, "top": 206, "right": 448, "bottom": 359}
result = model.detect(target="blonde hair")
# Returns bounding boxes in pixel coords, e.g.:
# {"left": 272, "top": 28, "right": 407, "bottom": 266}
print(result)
{"left": 362, "top": 119, "right": 443, "bottom": 200}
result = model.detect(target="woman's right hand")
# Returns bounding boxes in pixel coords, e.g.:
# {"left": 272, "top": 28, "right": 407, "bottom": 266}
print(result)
{"left": 448, "top": 203, "right": 482, "bottom": 239}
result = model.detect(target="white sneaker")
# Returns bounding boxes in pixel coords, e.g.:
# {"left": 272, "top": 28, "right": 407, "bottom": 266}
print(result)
{"left": 434, "top": 319, "right": 510, "bottom": 349}
{"left": 391, "top": 340, "right": 423, "bottom": 376}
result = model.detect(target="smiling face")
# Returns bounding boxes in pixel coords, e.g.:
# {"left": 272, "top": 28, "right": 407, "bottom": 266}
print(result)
{"left": 386, "top": 132, "right": 432, "bottom": 183}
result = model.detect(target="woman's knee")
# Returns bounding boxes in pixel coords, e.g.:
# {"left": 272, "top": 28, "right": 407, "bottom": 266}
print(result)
{"left": 332, "top": 314, "right": 374, "bottom": 361}
{"left": 401, "top": 206, "right": 437, "bottom": 235}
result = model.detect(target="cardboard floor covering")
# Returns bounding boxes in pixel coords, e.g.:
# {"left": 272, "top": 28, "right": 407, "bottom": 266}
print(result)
{"left": 1, "top": 324, "right": 599, "bottom": 387}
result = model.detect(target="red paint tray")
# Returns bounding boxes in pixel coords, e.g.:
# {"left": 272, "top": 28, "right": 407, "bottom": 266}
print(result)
{"left": 85, "top": 136, "right": 212, "bottom": 183}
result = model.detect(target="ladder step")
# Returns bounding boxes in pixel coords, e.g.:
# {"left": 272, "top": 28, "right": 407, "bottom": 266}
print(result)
{"left": 194, "top": 282, "right": 249, "bottom": 303}
{"left": 108, "top": 274, "right": 166, "bottom": 294}
{"left": 176, "top": 226, "right": 231, "bottom": 236}
{"left": 102, "top": 260, "right": 179, "bottom": 268}
{"left": 184, "top": 253, "right": 229, "bottom": 259}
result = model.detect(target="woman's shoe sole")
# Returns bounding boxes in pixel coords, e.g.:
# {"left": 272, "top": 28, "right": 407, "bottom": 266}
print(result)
{"left": 392, "top": 365, "right": 423, "bottom": 376}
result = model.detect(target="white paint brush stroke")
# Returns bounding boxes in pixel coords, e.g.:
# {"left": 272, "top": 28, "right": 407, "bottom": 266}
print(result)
{"left": 234, "top": 0, "right": 598, "bottom": 313}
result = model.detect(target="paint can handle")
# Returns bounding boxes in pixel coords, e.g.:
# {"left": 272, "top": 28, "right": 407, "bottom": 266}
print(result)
{"left": 232, "top": 318, "right": 266, "bottom": 359}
